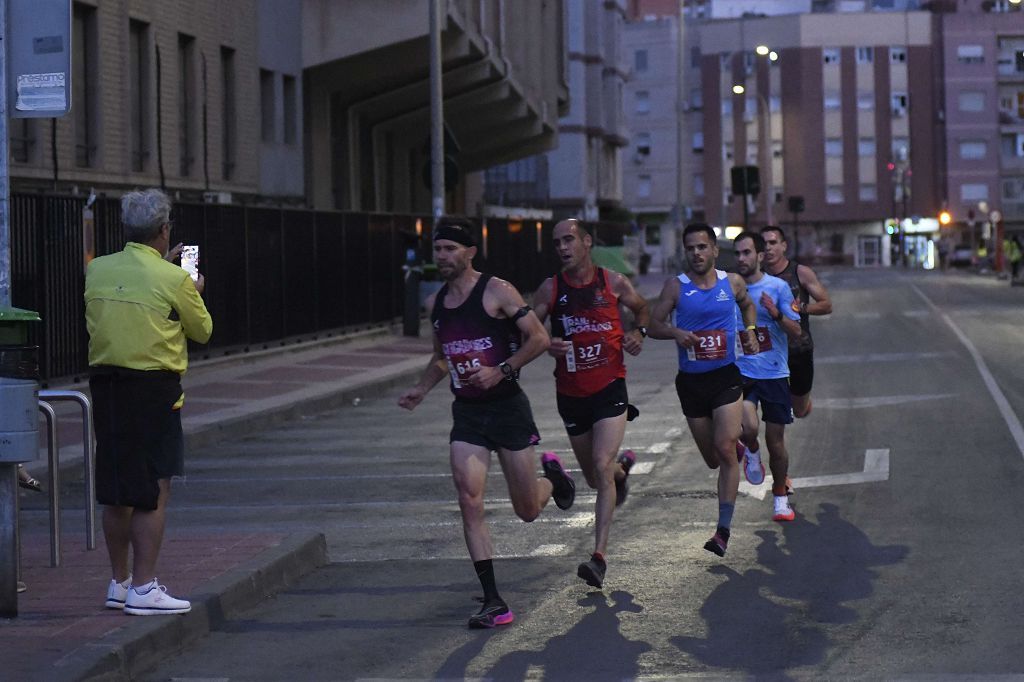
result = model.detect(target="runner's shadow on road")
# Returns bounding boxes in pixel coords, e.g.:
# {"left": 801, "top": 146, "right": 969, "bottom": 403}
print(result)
{"left": 671, "top": 502, "right": 908, "bottom": 677}
{"left": 435, "top": 591, "right": 652, "bottom": 680}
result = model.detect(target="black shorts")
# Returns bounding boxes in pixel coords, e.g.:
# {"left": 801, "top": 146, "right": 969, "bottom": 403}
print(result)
{"left": 787, "top": 349, "right": 814, "bottom": 396}
{"left": 675, "top": 364, "right": 743, "bottom": 419}
{"left": 451, "top": 390, "right": 541, "bottom": 452}
{"left": 90, "top": 367, "right": 185, "bottom": 511}
{"left": 742, "top": 376, "right": 794, "bottom": 425}
{"left": 556, "top": 378, "right": 630, "bottom": 437}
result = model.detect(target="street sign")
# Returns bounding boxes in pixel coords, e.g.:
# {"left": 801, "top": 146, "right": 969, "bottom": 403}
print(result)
{"left": 7, "top": 0, "right": 72, "bottom": 118}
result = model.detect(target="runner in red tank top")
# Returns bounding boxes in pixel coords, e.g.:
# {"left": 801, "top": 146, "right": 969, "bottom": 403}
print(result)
{"left": 533, "top": 219, "right": 650, "bottom": 589}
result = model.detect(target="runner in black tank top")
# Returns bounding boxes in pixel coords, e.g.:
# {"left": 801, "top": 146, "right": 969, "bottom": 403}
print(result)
{"left": 398, "top": 217, "right": 576, "bottom": 630}
{"left": 761, "top": 226, "right": 833, "bottom": 419}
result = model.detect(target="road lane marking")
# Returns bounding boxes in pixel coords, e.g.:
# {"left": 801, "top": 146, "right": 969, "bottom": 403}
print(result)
{"left": 814, "top": 394, "right": 956, "bottom": 409}
{"left": 648, "top": 442, "right": 671, "bottom": 454}
{"left": 529, "top": 544, "right": 567, "bottom": 557}
{"left": 911, "top": 283, "right": 1024, "bottom": 460}
{"left": 817, "top": 351, "right": 955, "bottom": 364}
{"left": 664, "top": 427, "right": 683, "bottom": 438}
{"left": 740, "top": 449, "right": 890, "bottom": 500}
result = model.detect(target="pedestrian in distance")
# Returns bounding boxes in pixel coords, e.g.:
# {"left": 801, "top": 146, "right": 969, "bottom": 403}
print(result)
{"left": 532, "top": 219, "right": 650, "bottom": 589}
{"left": 760, "top": 226, "right": 832, "bottom": 418}
{"left": 397, "top": 217, "right": 576, "bottom": 630}
{"left": 85, "top": 188, "right": 213, "bottom": 615}
{"left": 732, "top": 231, "right": 803, "bottom": 522}
{"left": 647, "top": 223, "right": 760, "bottom": 557}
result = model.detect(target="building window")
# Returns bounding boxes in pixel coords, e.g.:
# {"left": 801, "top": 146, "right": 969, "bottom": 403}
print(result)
{"left": 691, "top": 46, "right": 701, "bottom": 68}
{"left": 890, "top": 46, "right": 907, "bottom": 64}
{"left": 772, "top": 140, "right": 783, "bottom": 158}
{"left": 690, "top": 87, "right": 703, "bottom": 109}
{"left": 73, "top": 3, "right": 98, "bottom": 168}
{"left": 10, "top": 119, "right": 35, "bottom": 164}
{"left": 638, "top": 174, "right": 652, "bottom": 198}
{"left": 857, "top": 92, "right": 875, "bottom": 110}
{"left": 635, "top": 90, "right": 650, "bottom": 114}
{"left": 824, "top": 93, "right": 841, "bottom": 110}
{"left": 178, "top": 33, "right": 197, "bottom": 177}
{"left": 769, "top": 95, "right": 781, "bottom": 112}
{"left": 129, "top": 20, "right": 151, "bottom": 173}
{"left": 691, "top": 131, "right": 703, "bottom": 153}
{"left": 859, "top": 184, "right": 878, "bottom": 201}
{"left": 856, "top": 47, "right": 874, "bottom": 64}
{"left": 221, "top": 47, "right": 236, "bottom": 180}
{"left": 891, "top": 92, "right": 908, "bottom": 117}
{"left": 960, "top": 183, "right": 989, "bottom": 202}
{"left": 260, "top": 69, "right": 276, "bottom": 142}
{"left": 1003, "top": 177, "right": 1024, "bottom": 202}
{"left": 283, "top": 75, "right": 297, "bottom": 145}
{"left": 956, "top": 45, "right": 984, "bottom": 64}
{"left": 826, "top": 186, "right": 844, "bottom": 204}
{"left": 1001, "top": 133, "right": 1024, "bottom": 157}
{"left": 693, "top": 173, "right": 705, "bottom": 197}
{"left": 959, "top": 140, "right": 987, "bottom": 160}
{"left": 723, "top": 141, "right": 733, "bottom": 161}
{"left": 823, "top": 48, "right": 841, "bottom": 65}
{"left": 825, "top": 138, "right": 843, "bottom": 157}
{"left": 635, "top": 49, "right": 648, "bottom": 73}
{"left": 858, "top": 137, "right": 876, "bottom": 156}
{"left": 958, "top": 91, "right": 986, "bottom": 112}
{"left": 747, "top": 142, "right": 759, "bottom": 162}
{"left": 721, "top": 98, "right": 732, "bottom": 116}
{"left": 892, "top": 137, "right": 909, "bottom": 161}
{"left": 635, "top": 132, "right": 651, "bottom": 156}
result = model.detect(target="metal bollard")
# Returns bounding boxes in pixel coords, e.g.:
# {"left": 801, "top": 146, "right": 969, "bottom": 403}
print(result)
{"left": 38, "top": 390, "right": 96, "bottom": 551}
{"left": 37, "top": 401, "right": 59, "bottom": 567}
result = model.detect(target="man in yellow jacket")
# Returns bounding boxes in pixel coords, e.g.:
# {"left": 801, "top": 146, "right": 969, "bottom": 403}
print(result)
{"left": 85, "top": 188, "right": 212, "bottom": 616}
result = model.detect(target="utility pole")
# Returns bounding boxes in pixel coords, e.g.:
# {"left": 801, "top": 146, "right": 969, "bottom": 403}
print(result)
{"left": 428, "top": 0, "right": 444, "bottom": 226}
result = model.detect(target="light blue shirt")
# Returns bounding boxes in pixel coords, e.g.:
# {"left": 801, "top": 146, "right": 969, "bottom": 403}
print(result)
{"left": 675, "top": 270, "right": 737, "bottom": 374}
{"left": 735, "top": 273, "right": 799, "bottom": 380}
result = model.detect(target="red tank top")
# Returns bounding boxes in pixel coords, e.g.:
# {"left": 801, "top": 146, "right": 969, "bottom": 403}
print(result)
{"left": 549, "top": 267, "right": 625, "bottom": 397}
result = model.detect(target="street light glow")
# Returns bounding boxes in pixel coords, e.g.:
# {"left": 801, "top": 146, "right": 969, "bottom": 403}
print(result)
{"left": 732, "top": 84, "right": 745, "bottom": 95}
{"left": 769, "top": 51, "right": 779, "bottom": 62}
{"left": 755, "top": 45, "right": 770, "bottom": 56}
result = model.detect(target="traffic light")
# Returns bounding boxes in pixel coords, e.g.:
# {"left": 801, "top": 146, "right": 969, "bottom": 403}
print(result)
{"left": 885, "top": 219, "right": 900, "bottom": 235}
{"left": 938, "top": 210, "right": 952, "bottom": 226}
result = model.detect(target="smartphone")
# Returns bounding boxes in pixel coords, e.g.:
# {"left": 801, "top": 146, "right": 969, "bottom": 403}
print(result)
{"left": 180, "top": 245, "right": 200, "bottom": 282}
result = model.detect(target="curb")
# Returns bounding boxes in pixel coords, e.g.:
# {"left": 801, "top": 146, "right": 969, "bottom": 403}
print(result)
{"left": 59, "top": 532, "right": 328, "bottom": 682}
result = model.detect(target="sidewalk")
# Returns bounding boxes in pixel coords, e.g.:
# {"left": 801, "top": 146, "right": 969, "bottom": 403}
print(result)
{"left": 3, "top": 326, "right": 435, "bottom": 681}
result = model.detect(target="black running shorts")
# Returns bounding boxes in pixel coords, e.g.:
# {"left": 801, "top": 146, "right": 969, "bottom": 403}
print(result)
{"left": 450, "top": 390, "right": 541, "bottom": 452}
{"left": 556, "top": 378, "right": 630, "bottom": 437}
{"left": 742, "top": 376, "right": 794, "bottom": 425}
{"left": 90, "top": 366, "right": 185, "bottom": 511}
{"left": 787, "top": 348, "right": 814, "bottom": 396}
{"left": 674, "top": 364, "right": 743, "bottom": 419}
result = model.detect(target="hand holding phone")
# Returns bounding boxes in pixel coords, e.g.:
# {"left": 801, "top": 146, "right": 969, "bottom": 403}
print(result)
{"left": 180, "top": 245, "right": 200, "bottom": 282}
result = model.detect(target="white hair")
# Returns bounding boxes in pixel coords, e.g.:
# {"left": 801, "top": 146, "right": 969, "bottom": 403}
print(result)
{"left": 121, "top": 188, "right": 172, "bottom": 242}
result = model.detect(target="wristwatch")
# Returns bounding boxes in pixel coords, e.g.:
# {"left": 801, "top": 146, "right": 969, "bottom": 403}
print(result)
{"left": 499, "top": 361, "right": 515, "bottom": 380}
{"left": 637, "top": 326, "right": 648, "bottom": 338}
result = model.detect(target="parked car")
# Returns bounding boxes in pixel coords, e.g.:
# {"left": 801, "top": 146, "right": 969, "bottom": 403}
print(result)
{"left": 949, "top": 244, "right": 974, "bottom": 268}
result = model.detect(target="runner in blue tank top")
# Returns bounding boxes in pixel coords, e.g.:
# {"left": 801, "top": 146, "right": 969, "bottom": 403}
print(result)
{"left": 732, "top": 231, "right": 803, "bottom": 523}
{"left": 648, "top": 223, "right": 759, "bottom": 557}
{"left": 398, "top": 217, "right": 576, "bottom": 630}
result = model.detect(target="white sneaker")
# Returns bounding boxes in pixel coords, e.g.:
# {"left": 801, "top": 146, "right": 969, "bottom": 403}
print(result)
{"left": 105, "top": 575, "right": 132, "bottom": 609}
{"left": 773, "top": 496, "right": 795, "bottom": 522}
{"left": 123, "top": 579, "right": 191, "bottom": 615}
{"left": 743, "top": 449, "right": 766, "bottom": 485}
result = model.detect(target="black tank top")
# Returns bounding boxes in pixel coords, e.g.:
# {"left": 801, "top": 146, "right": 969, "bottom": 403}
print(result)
{"left": 773, "top": 260, "right": 813, "bottom": 352}
{"left": 430, "top": 273, "right": 522, "bottom": 402}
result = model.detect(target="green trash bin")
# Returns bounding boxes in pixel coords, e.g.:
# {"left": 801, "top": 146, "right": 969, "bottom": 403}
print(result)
{"left": 0, "top": 307, "right": 41, "bottom": 464}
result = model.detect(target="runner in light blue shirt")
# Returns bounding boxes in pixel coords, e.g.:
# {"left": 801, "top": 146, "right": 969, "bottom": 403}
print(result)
{"left": 732, "top": 231, "right": 802, "bottom": 522}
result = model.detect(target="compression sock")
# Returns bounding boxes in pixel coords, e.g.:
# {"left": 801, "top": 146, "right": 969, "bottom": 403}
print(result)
{"left": 718, "top": 501, "right": 735, "bottom": 531}
{"left": 474, "top": 559, "right": 500, "bottom": 603}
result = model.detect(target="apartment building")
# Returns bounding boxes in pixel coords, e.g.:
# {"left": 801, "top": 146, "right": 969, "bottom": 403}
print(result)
{"left": 939, "top": 0, "right": 1024, "bottom": 246}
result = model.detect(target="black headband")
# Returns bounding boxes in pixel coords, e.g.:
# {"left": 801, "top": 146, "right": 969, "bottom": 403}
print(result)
{"left": 433, "top": 223, "right": 475, "bottom": 247}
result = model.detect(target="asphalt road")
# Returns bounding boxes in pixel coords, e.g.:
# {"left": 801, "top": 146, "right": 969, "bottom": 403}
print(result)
{"left": 141, "top": 267, "right": 1024, "bottom": 680}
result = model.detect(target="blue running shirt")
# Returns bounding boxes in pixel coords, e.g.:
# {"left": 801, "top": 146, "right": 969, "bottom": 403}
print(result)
{"left": 735, "top": 273, "right": 799, "bottom": 380}
{"left": 674, "top": 270, "right": 738, "bottom": 374}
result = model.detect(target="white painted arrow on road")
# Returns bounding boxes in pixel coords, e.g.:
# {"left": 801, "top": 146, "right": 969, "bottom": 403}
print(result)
{"left": 740, "top": 448, "right": 890, "bottom": 500}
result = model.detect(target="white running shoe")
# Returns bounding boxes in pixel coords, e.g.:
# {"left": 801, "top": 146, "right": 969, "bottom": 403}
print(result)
{"left": 743, "top": 449, "right": 766, "bottom": 485}
{"left": 123, "top": 579, "right": 191, "bottom": 615}
{"left": 773, "top": 496, "right": 795, "bottom": 522}
{"left": 105, "top": 575, "right": 132, "bottom": 609}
